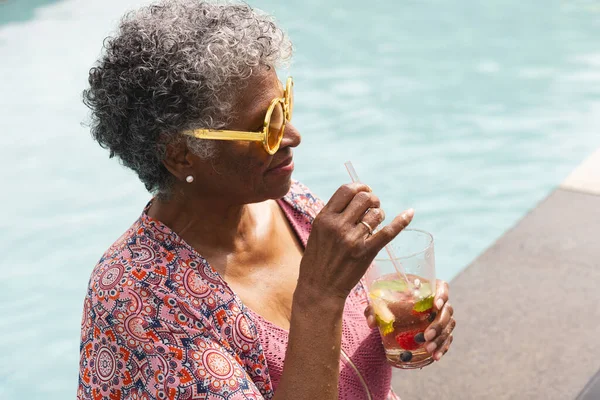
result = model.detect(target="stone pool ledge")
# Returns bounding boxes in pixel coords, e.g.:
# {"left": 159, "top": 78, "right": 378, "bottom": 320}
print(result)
{"left": 562, "top": 148, "right": 600, "bottom": 196}
{"left": 393, "top": 149, "right": 600, "bottom": 400}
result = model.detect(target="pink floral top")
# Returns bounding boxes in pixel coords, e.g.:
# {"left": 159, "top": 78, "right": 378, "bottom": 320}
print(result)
{"left": 78, "top": 180, "right": 400, "bottom": 399}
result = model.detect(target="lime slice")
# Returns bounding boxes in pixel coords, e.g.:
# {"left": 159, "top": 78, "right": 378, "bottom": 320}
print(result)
{"left": 371, "top": 279, "right": 408, "bottom": 293}
{"left": 375, "top": 314, "right": 395, "bottom": 336}
{"left": 370, "top": 297, "right": 395, "bottom": 335}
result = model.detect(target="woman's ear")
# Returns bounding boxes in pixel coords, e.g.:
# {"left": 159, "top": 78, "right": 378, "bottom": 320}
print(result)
{"left": 162, "top": 138, "right": 194, "bottom": 181}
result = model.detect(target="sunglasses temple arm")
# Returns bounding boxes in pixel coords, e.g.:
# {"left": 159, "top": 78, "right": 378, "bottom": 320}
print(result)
{"left": 183, "top": 129, "right": 265, "bottom": 142}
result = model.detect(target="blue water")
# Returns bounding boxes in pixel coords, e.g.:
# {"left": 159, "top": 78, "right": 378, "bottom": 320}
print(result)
{"left": 1, "top": 0, "right": 599, "bottom": 398}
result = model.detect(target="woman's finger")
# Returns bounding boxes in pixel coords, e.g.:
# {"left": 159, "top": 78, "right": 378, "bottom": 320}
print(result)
{"left": 425, "top": 317, "right": 456, "bottom": 355}
{"left": 424, "top": 302, "right": 454, "bottom": 342}
{"left": 434, "top": 333, "right": 454, "bottom": 361}
{"left": 357, "top": 207, "right": 385, "bottom": 236}
{"left": 323, "top": 183, "right": 372, "bottom": 214}
{"left": 343, "top": 191, "right": 381, "bottom": 223}
{"left": 367, "top": 208, "right": 414, "bottom": 252}
{"left": 363, "top": 305, "right": 377, "bottom": 329}
{"left": 434, "top": 280, "right": 449, "bottom": 311}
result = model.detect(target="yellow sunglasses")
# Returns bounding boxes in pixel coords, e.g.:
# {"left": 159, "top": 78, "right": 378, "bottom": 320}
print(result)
{"left": 182, "top": 77, "right": 294, "bottom": 155}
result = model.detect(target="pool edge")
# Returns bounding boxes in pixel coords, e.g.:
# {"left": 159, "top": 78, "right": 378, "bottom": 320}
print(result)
{"left": 392, "top": 148, "right": 600, "bottom": 399}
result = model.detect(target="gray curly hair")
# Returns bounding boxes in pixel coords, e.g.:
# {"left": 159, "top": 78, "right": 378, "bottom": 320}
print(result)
{"left": 84, "top": 0, "right": 292, "bottom": 196}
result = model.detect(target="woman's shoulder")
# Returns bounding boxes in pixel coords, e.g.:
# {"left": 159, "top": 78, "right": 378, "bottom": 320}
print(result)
{"left": 85, "top": 211, "right": 196, "bottom": 303}
{"left": 82, "top": 215, "right": 237, "bottom": 344}
{"left": 85, "top": 218, "right": 172, "bottom": 304}
{"left": 283, "top": 179, "right": 326, "bottom": 220}
{"left": 90, "top": 208, "right": 189, "bottom": 278}
{"left": 80, "top": 217, "right": 272, "bottom": 398}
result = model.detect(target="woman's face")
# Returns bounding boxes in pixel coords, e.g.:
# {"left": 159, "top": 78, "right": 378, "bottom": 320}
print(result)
{"left": 187, "top": 69, "right": 301, "bottom": 204}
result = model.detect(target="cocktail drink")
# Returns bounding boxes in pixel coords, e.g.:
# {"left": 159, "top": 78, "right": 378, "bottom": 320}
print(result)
{"left": 366, "top": 229, "right": 436, "bottom": 369}
{"left": 370, "top": 274, "right": 435, "bottom": 368}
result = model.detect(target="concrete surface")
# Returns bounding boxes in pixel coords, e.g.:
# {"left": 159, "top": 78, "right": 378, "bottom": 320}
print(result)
{"left": 392, "top": 182, "right": 600, "bottom": 399}
{"left": 561, "top": 149, "right": 600, "bottom": 196}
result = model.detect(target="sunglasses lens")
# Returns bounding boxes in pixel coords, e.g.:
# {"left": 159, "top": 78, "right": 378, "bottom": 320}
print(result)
{"left": 267, "top": 102, "right": 285, "bottom": 152}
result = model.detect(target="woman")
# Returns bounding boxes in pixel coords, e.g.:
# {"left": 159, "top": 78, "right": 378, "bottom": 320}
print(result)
{"left": 78, "top": 1, "right": 456, "bottom": 399}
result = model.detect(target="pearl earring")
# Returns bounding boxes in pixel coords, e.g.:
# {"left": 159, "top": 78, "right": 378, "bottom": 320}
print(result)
{"left": 185, "top": 175, "right": 194, "bottom": 183}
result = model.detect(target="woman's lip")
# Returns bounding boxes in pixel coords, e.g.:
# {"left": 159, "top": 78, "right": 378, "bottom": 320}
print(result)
{"left": 267, "top": 158, "right": 294, "bottom": 174}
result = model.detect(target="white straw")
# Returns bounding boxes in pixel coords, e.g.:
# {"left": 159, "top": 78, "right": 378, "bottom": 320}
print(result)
{"left": 344, "top": 161, "right": 411, "bottom": 285}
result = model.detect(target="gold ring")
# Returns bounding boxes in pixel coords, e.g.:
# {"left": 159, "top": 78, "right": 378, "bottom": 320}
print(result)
{"left": 360, "top": 220, "right": 373, "bottom": 235}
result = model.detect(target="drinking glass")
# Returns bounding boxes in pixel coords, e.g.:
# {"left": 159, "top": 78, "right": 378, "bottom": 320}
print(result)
{"left": 365, "top": 229, "right": 436, "bottom": 369}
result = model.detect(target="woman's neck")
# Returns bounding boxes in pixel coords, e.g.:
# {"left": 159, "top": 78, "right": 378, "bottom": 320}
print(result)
{"left": 147, "top": 194, "right": 276, "bottom": 254}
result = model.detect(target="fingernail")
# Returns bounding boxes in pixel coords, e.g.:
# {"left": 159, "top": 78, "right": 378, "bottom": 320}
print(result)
{"left": 434, "top": 351, "right": 443, "bottom": 361}
{"left": 426, "top": 342, "right": 437, "bottom": 353}
{"left": 425, "top": 329, "right": 436, "bottom": 341}
{"left": 428, "top": 311, "right": 437, "bottom": 322}
{"left": 406, "top": 208, "right": 415, "bottom": 218}
{"left": 414, "top": 332, "right": 426, "bottom": 343}
{"left": 366, "top": 185, "right": 373, "bottom": 192}
{"left": 436, "top": 299, "right": 444, "bottom": 310}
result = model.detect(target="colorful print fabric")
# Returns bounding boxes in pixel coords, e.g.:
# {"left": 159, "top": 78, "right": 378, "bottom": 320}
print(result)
{"left": 78, "top": 181, "right": 396, "bottom": 399}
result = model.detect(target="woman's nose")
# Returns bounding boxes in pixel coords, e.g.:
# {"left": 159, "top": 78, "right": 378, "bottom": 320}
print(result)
{"left": 280, "top": 122, "right": 301, "bottom": 149}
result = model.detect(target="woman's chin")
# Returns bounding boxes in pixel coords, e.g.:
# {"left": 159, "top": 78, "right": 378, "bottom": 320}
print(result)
{"left": 265, "top": 175, "right": 294, "bottom": 199}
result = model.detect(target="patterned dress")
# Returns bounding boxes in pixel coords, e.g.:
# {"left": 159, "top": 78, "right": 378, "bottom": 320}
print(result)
{"left": 78, "top": 180, "right": 401, "bottom": 399}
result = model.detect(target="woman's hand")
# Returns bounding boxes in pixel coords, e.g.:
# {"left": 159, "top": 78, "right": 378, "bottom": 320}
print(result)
{"left": 364, "top": 280, "right": 456, "bottom": 362}
{"left": 280, "top": 183, "right": 414, "bottom": 400}
{"left": 298, "top": 182, "right": 414, "bottom": 301}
